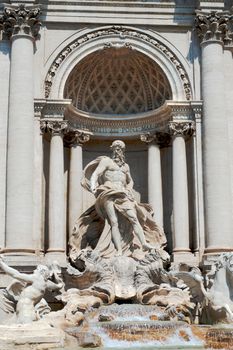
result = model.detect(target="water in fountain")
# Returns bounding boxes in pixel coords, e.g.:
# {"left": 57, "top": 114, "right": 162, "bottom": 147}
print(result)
{"left": 81, "top": 304, "right": 205, "bottom": 349}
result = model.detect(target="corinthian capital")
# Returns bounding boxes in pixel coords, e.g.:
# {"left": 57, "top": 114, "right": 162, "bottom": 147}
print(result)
{"left": 195, "top": 10, "right": 232, "bottom": 43}
{"left": 168, "top": 121, "right": 195, "bottom": 137}
{"left": 140, "top": 132, "right": 170, "bottom": 147}
{"left": 65, "top": 130, "right": 91, "bottom": 147}
{"left": 0, "top": 5, "right": 41, "bottom": 39}
{"left": 46, "top": 121, "right": 69, "bottom": 136}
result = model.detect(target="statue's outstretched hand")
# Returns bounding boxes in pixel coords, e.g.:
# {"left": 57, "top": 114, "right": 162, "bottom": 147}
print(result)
{"left": 0, "top": 254, "right": 5, "bottom": 264}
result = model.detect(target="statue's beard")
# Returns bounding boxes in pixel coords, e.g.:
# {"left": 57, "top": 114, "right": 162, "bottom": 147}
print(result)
{"left": 112, "top": 151, "right": 125, "bottom": 166}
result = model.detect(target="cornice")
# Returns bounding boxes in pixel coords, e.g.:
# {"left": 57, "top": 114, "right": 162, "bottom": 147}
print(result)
{"left": 65, "top": 103, "right": 170, "bottom": 137}
{"left": 40, "top": 0, "right": 198, "bottom": 16}
{"left": 35, "top": 99, "right": 201, "bottom": 138}
{"left": 39, "top": 99, "right": 72, "bottom": 119}
{"left": 60, "top": 100, "right": 201, "bottom": 137}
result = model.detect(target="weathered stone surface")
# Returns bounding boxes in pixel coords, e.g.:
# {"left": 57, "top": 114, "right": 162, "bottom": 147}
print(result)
{"left": 0, "top": 257, "right": 63, "bottom": 324}
{"left": 65, "top": 329, "right": 102, "bottom": 348}
{"left": 98, "top": 314, "right": 114, "bottom": 322}
{"left": 0, "top": 322, "right": 65, "bottom": 347}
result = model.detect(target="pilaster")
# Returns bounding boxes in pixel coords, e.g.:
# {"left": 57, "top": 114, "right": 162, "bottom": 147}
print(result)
{"left": 191, "top": 102, "right": 205, "bottom": 259}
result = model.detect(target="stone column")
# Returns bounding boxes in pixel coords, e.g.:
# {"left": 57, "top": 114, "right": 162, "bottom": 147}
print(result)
{"left": 224, "top": 46, "right": 233, "bottom": 200}
{"left": 169, "top": 121, "right": 194, "bottom": 260}
{"left": 140, "top": 132, "right": 169, "bottom": 228}
{"left": 33, "top": 101, "right": 46, "bottom": 254}
{"left": 0, "top": 33, "right": 10, "bottom": 249}
{"left": 47, "top": 121, "right": 68, "bottom": 258}
{"left": 195, "top": 11, "right": 233, "bottom": 254}
{"left": 0, "top": 5, "right": 41, "bottom": 252}
{"left": 67, "top": 131, "right": 91, "bottom": 237}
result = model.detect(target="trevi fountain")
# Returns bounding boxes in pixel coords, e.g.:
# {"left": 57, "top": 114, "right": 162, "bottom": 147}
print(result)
{"left": 1, "top": 140, "right": 233, "bottom": 350}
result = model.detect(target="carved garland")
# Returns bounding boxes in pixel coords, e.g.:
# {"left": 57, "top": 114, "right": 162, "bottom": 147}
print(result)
{"left": 44, "top": 26, "right": 192, "bottom": 100}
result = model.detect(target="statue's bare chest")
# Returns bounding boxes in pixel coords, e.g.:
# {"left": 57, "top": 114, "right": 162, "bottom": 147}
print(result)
{"left": 103, "top": 161, "right": 127, "bottom": 182}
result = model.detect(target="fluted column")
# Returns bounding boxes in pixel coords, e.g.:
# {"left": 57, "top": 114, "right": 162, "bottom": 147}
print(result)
{"left": 195, "top": 11, "right": 233, "bottom": 254}
{"left": 0, "top": 5, "right": 41, "bottom": 252}
{"left": 47, "top": 121, "right": 68, "bottom": 257}
{"left": 169, "top": 121, "right": 194, "bottom": 258}
{"left": 140, "top": 132, "right": 169, "bottom": 228}
{"left": 67, "top": 131, "right": 90, "bottom": 237}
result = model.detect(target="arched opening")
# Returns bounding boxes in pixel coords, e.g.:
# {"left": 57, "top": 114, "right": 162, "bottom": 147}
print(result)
{"left": 64, "top": 47, "right": 172, "bottom": 115}
{"left": 62, "top": 47, "right": 174, "bottom": 250}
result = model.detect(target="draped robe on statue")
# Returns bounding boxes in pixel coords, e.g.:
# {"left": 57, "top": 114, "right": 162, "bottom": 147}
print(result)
{"left": 70, "top": 156, "right": 167, "bottom": 259}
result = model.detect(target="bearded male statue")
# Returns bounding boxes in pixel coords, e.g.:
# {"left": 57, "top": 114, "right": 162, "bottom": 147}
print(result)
{"left": 69, "top": 140, "right": 167, "bottom": 260}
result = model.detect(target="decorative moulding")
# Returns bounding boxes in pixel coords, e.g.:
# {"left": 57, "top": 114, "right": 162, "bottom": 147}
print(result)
{"left": 44, "top": 26, "right": 192, "bottom": 102}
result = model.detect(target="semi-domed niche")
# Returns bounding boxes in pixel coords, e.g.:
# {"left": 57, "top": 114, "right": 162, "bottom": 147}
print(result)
{"left": 64, "top": 47, "right": 172, "bottom": 115}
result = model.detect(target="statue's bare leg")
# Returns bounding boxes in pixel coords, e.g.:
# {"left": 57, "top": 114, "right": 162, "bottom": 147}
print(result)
{"left": 126, "top": 209, "right": 156, "bottom": 251}
{"left": 104, "top": 200, "right": 122, "bottom": 256}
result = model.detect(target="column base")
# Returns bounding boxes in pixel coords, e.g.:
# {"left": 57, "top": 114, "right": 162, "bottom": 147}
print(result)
{"left": 172, "top": 251, "right": 198, "bottom": 265}
{"left": 45, "top": 250, "right": 67, "bottom": 266}
{"left": 0, "top": 248, "right": 41, "bottom": 254}
{"left": 173, "top": 248, "right": 191, "bottom": 253}
{"left": 0, "top": 249, "right": 44, "bottom": 266}
{"left": 204, "top": 247, "right": 233, "bottom": 255}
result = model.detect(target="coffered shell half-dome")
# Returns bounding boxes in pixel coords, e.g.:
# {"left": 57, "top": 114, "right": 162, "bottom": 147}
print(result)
{"left": 64, "top": 47, "right": 172, "bottom": 115}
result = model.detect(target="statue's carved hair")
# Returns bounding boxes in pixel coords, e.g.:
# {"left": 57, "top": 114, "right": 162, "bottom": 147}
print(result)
{"left": 36, "top": 265, "right": 50, "bottom": 280}
{"left": 110, "top": 140, "right": 125, "bottom": 150}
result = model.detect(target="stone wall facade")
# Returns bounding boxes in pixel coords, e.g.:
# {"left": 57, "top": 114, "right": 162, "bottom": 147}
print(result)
{"left": 0, "top": 0, "right": 232, "bottom": 280}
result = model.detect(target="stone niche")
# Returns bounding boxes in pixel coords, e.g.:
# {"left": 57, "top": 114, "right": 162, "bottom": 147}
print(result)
{"left": 64, "top": 47, "right": 172, "bottom": 115}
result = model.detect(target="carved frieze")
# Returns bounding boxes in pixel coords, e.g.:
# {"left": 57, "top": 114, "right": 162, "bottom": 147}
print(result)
{"left": 44, "top": 26, "right": 192, "bottom": 101}
{"left": 195, "top": 10, "right": 233, "bottom": 44}
{"left": 168, "top": 121, "right": 195, "bottom": 138}
{"left": 0, "top": 4, "right": 41, "bottom": 39}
